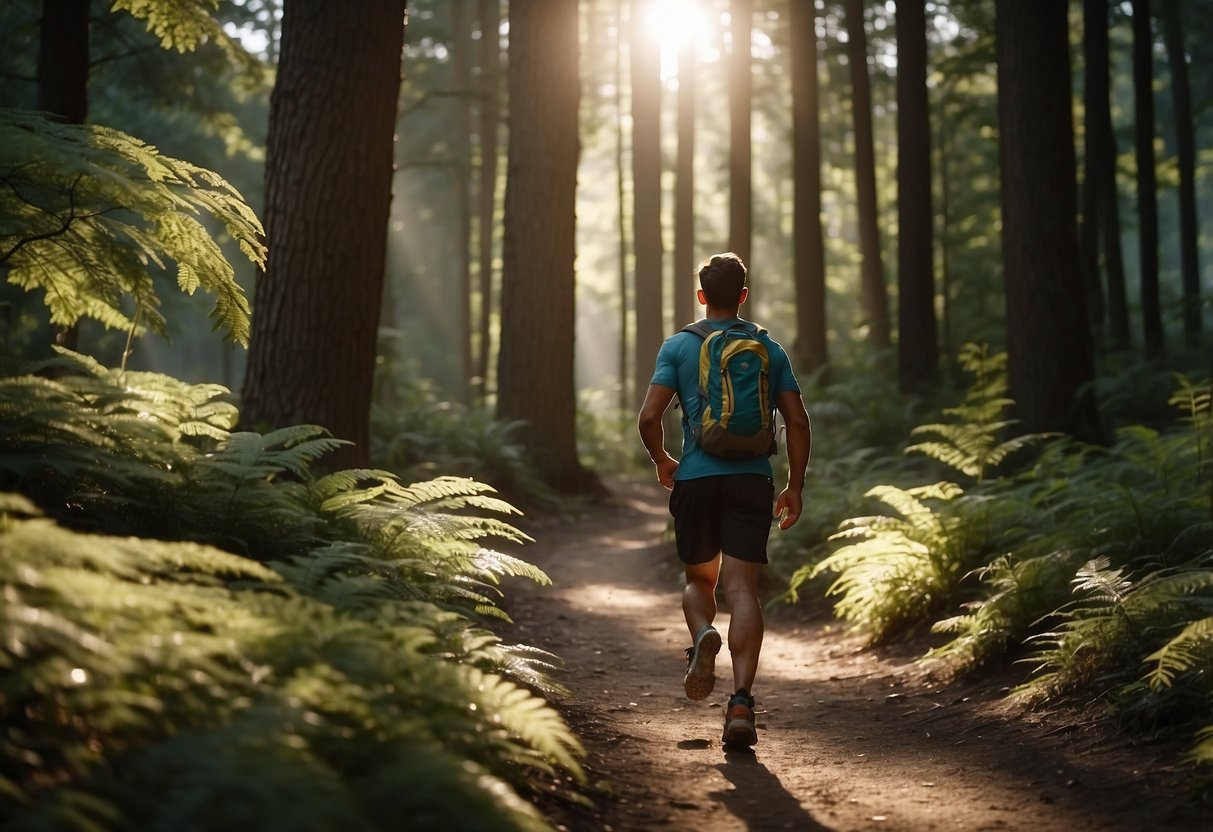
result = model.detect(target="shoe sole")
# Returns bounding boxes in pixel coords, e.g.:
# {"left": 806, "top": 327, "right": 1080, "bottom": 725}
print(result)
{"left": 683, "top": 627, "right": 722, "bottom": 700}
{"left": 722, "top": 718, "right": 758, "bottom": 747}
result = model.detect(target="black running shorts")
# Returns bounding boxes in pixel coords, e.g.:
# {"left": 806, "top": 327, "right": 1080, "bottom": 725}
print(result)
{"left": 669, "top": 474, "right": 775, "bottom": 565}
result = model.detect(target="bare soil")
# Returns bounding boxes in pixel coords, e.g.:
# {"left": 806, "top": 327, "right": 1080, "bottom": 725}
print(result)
{"left": 500, "top": 478, "right": 1213, "bottom": 831}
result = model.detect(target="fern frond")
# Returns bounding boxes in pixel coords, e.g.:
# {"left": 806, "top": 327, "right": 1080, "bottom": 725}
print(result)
{"left": 1145, "top": 616, "right": 1213, "bottom": 690}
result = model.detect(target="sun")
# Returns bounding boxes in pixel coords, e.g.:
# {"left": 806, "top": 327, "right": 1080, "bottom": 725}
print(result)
{"left": 643, "top": 0, "right": 710, "bottom": 82}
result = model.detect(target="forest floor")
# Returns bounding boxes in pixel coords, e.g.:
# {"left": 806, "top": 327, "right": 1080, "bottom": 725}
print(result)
{"left": 498, "top": 476, "right": 1213, "bottom": 832}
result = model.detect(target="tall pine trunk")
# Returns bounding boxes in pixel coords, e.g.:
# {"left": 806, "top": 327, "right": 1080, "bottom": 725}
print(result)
{"left": 996, "top": 0, "right": 1100, "bottom": 439}
{"left": 895, "top": 0, "right": 937, "bottom": 392}
{"left": 38, "top": 0, "right": 89, "bottom": 351}
{"left": 1081, "top": 0, "right": 1131, "bottom": 350}
{"left": 452, "top": 0, "right": 473, "bottom": 403}
{"left": 1161, "top": 0, "right": 1201, "bottom": 346}
{"left": 846, "top": 0, "right": 891, "bottom": 350}
{"left": 789, "top": 0, "right": 827, "bottom": 375}
{"left": 728, "top": 0, "right": 752, "bottom": 267}
{"left": 631, "top": 0, "right": 663, "bottom": 410}
{"left": 496, "top": 0, "right": 593, "bottom": 491}
{"left": 674, "top": 35, "right": 696, "bottom": 329}
{"left": 615, "top": 0, "right": 630, "bottom": 414}
{"left": 1132, "top": 0, "right": 1164, "bottom": 357}
{"left": 241, "top": 1, "right": 407, "bottom": 468}
{"left": 475, "top": 0, "right": 500, "bottom": 402}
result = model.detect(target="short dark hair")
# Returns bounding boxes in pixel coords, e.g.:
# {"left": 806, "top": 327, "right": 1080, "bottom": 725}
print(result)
{"left": 697, "top": 252, "right": 747, "bottom": 307}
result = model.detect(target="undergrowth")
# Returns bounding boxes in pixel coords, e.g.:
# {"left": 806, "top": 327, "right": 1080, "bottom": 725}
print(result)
{"left": 789, "top": 343, "right": 1213, "bottom": 773}
{"left": 0, "top": 352, "right": 584, "bottom": 830}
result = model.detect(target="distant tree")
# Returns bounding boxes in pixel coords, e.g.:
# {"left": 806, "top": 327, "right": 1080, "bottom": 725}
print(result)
{"left": 1080, "top": 0, "right": 1131, "bottom": 349}
{"left": 37, "top": 0, "right": 89, "bottom": 350}
{"left": 845, "top": 0, "right": 891, "bottom": 350}
{"left": 995, "top": 0, "right": 1100, "bottom": 439}
{"left": 1132, "top": 0, "right": 1164, "bottom": 357}
{"left": 475, "top": 0, "right": 501, "bottom": 402}
{"left": 453, "top": 0, "right": 473, "bottom": 403}
{"left": 496, "top": 0, "right": 594, "bottom": 491}
{"left": 241, "top": 1, "right": 407, "bottom": 468}
{"left": 37, "top": 0, "right": 87, "bottom": 123}
{"left": 614, "top": 0, "right": 630, "bottom": 413}
{"left": 895, "top": 0, "right": 936, "bottom": 392}
{"left": 673, "top": 29, "right": 696, "bottom": 329}
{"left": 789, "top": 0, "right": 827, "bottom": 374}
{"left": 1160, "top": 0, "right": 1202, "bottom": 347}
{"left": 728, "top": 0, "right": 752, "bottom": 266}
{"left": 631, "top": 0, "right": 663, "bottom": 410}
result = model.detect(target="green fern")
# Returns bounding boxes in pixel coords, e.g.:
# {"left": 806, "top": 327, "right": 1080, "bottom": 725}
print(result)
{"left": 928, "top": 549, "right": 1084, "bottom": 673}
{"left": 1017, "top": 557, "right": 1213, "bottom": 702}
{"left": 811, "top": 482, "right": 983, "bottom": 641}
{"left": 907, "top": 344, "right": 1054, "bottom": 482}
{"left": 0, "top": 108, "right": 263, "bottom": 344}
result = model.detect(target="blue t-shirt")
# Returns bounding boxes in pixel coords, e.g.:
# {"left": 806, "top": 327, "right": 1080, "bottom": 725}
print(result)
{"left": 650, "top": 318, "right": 801, "bottom": 481}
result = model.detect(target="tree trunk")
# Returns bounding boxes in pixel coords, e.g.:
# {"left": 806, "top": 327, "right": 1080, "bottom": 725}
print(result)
{"left": 1080, "top": 0, "right": 1108, "bottom": 329}
{"left": 728, "top": 0, "right": 752, "bottom": 267}
{"left": 631, "top": 0, "right": 663, "bottom": 410}
{"left": 496, "top": 0, "right": 593, "bottom": 491}
{"left": 895, "top": 0, "right": 937, "bottom": 392}
{"left": 453, "top": 0, "right": 473, "bottom": 403}
{"left": 476, "top": 0, "right": 500, "bottom": 402}
{"left": 845, "top": 0, "right": 891, "bottom": 351}
{"left": 615, "top": 0, "right": 630, "bottom": 414}
{"left": 1132, "top": 0, "right": 1164, "bottom": 357}
{"left": 789, "top": 0, "right": 828, "bottom": 375}
{"left": 241, "top": 1, "right": 406, "bottom": 468}
{"left": 1081, "top": 0, "right": 1132, "bottom": 350}
{"left": 38, "top": 0, "right": 89, "bottom": 351}
{"left": 1161, "top": 0, "right": 1201, "bottom": 347}
{"left": 996, "top": 0, "right": 1100, "bottom": 440}
{"left": 674, "top": 34, "right": 696, "bottom": 330}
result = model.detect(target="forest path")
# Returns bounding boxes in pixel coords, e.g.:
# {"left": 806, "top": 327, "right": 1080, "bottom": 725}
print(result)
{"left": 500, "top": 477, "right": 1211, "bottom": 832}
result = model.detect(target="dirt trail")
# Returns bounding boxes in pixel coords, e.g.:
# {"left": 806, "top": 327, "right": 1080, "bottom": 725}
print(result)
{"left": 501, "top": 478, "right": 1213, "bottom": 831}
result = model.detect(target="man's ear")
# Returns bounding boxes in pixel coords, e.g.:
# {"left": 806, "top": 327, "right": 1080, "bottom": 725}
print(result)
{"left": 696, "top": 288, "right": 707, "bottom": 306}
{"left": 739, "top": 286, "right": 749, "bottom": 305}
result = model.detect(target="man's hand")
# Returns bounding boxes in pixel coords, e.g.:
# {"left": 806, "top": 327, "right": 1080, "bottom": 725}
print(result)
{"left": 773, "top": 487, "right": 802, "bottom": 530}
{"left": 654, "top": 456, "right": 679, "bottom": 490}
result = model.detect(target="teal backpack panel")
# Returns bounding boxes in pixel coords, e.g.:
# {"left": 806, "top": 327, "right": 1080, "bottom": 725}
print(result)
{"left": 681, "top": 321, "right": 776, "bottom": 458}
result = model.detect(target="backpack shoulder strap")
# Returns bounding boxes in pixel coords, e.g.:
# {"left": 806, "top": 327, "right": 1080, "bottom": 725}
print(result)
{"left": 680, "top": 321, "right": 714, "bottom": 340}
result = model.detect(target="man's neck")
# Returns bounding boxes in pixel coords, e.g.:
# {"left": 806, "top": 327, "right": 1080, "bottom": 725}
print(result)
{"left": 705, "top": 306, "right": 741, "bottom": 321}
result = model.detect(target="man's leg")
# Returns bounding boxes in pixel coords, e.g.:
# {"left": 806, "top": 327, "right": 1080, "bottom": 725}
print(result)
{"left": 683, "top": 555, "right": 721, "bottom": 638}
{"left": 721, "top": 554, "right": 764, "bottom": 693}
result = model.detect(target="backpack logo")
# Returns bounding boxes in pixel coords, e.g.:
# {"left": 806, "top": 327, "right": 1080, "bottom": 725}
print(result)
{"left": 681, "top": 321, "right": 776, "bottom": 458}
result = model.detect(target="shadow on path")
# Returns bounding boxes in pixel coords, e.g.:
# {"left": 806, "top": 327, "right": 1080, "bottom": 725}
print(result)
{"left": 712, "top": 753, "right": 833, "bottom": 831}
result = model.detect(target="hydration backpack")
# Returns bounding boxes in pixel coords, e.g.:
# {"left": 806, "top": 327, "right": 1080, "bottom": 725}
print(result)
{"left": 681, "top": 320, "right": 777, "bottom": 458}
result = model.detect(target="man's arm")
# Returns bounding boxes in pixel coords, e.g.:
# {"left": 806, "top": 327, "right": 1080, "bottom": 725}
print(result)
{"left": 637, "top": 383, "right": 679, "bottom": 489}
{"left": 773, "top": 389, "right": 811, "bottom": 529}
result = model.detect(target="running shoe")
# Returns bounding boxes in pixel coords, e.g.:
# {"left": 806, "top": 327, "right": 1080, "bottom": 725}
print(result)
{"left": 722, "top": 688, "right": 757, "bottom": 747}
{"left": 683, "top": 624, "right": 722, "bottom": 700}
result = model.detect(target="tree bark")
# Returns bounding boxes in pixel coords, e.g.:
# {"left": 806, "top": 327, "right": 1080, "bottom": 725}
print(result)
{"left": 895, "top": 0, "right": 937, "bottom": 392}
{"left": 476, "top": 0, "right": 500, "bottom": 402}
{"left": 453, "top": 0, "right": 473, "bottom": 403}
{"left": 631, "top": 0, "right": 663, "bottom": 411}
{"left": 38, "top": 0, "right": 89, "bottom": 351}
{"left": 673, "top": 34, "right": 696, "bottom": 330}
{"left": 996, "top": 0, "right": 1100, "bottom": 440}
{"left": 496, "top": 0, "right": 593, "bottom": 491}
{"left": 728, "top": 0, "right": 752, "bottom": 267}
{"left": 1132, "top": 0, "right": 1164, "bottom": 357}
{"left": 1160, "top": 0, "right": 1201, "bottom": 346}
{"left": 789, "top": 0, "right": 828, "bottom": 375}
{"left": 845, "top": 0, "right": 891, "bottom": 350}
{"left": 1081, "top": 0, "right": 1131, "bottom": 350}
{"left": 614, "top": 0, "right": 630, "bottom": 414}
{"left": 241, "top": 1, "right": 406, "bottom": 468}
